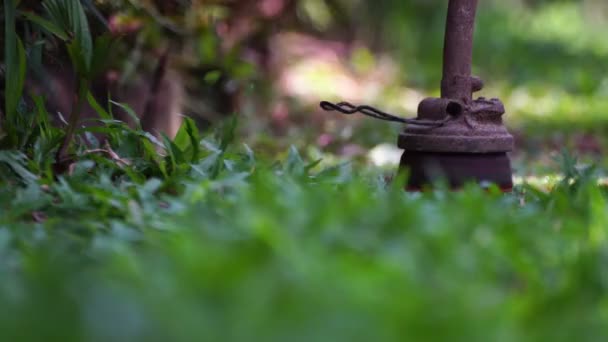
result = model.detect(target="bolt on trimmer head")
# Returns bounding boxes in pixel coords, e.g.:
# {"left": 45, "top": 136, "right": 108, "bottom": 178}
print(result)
{"left": 321, "top": 0, "right": 514, "bottom": 192}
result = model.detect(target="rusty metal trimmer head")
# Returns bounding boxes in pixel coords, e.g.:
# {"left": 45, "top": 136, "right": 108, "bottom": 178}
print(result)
{"left": 399, "top": 0, "right": 514, "bottom": 191}
{"left": 320, "top": 0, "right": 514, "bottom": 191}
{"left": 398, "top": 94, "right": 514, "bottom": 191}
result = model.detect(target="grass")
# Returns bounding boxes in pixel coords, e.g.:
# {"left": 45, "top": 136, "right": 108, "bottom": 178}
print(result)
{"left": 1, "top": 117, "right": 608, "bottom": 341}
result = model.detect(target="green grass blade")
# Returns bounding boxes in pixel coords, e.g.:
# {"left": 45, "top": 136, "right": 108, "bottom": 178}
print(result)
{"left": 41, "top": 0, "right": 93, "bottom": 75}
{"left": 173, "top": 117, "right": 201, "bottom": 163}
{"left": 15, "top": 37, "right": 26, "bottom": 109}
{"left": 42, "top": 0, "right": 68, "bottom": 31}
{"left": 3, "top": 0, "right": 27, "bottom": 146}
{"left": 68, "top": 0, "right": 92, "bottom": 72}
{"left": 0, "top": 151, "right": 38, "bottom": 184}
{"left": 110, "top": 100, "right": 142, "bottom": 130}
{"left": 89, "top": 34, "right": 114, "bottom": 78}
{"left": 4, "top": 0, "right": 17, "bottom": 120}
{"left": 87, "top": 91, "right": 112, "bottom": 120}
{"left": 20, "top": 11, "right": 69, "bottom": 40}
{"left": 218, "top": 116, "right": 238, "bottom": 152}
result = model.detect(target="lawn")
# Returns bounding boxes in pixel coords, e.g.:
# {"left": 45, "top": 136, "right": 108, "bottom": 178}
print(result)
{"left": 1, "top": 120, "right": 608, "bottom": 341}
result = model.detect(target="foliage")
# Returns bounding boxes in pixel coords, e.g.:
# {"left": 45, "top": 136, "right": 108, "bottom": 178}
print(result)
{"left": 1, "top": 114, "right": 608, "bottom": 341}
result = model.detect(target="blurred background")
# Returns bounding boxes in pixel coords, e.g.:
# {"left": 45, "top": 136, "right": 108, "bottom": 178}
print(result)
{"left": 23, "top": 0, "right": 608, "bottom": 179}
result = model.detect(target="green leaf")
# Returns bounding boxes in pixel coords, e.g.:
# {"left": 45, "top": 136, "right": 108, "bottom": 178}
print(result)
{"left": 81, "top": 0, "right": 108, "bottom": 28}
{"left": 75, "top": 125, "right": 120, "bottom": 136}
{"left": 218, "top": 116, "right": 238, "bottom": 152}
{"left": 0, "top": 151, "right": 38, "bottom": 184}
{"left": 42, "top": 0, "right": 68, "bottom": 28}
{"left": 20, "top": 11, "right": 69, "bottom": 40}
{"left": 243, "top": 144, "right": 255, "bottom": 168}
{"left": 142, "top": 138, "right": 167, "bottom": 178}
{"left": 110, "top": 100, "right": 141, "bottom": 130}
{"left": 67, "top": 0, "right": 93, "bottom": 70}
{"left": 32, "top": 95, "right": 52, "bottom": 139}
{"left": 66, "top": 39, "right": 89, "bottom": 77}
{"left": 15, "top": 37, "right": 27, "bottom": 112}
{"left": 43, "top": 0, "right": 93, "bottom": 75}
{"left": 87, "top": 91, "right": 112, "bottom": 120}
{"left": 139, "top": 131, "right": 165, "bottom": 150}
{"left": 173, "top": 117, "right": 201, "bottom": 163}
{"left": 203, "top": 70, "right": 222, "bottom": 85}
{"left": 185, "top": 119, "right": 201, "bottom": 163}
{"left": 285, "top": 145, "right": 305, "bottom": 175}
{"left": 89, "top": 34, "right": 114, "bottom": 79}
{"left": 198, "top": 30, "right": 218, "bottom": 63}
{"left": 161, "top": 133, "right": 185, "bottom": 168}
{"left": 4, "top": 0, "right": 27, "bottom": 131}
{"left": 305, "top": 158, "right": 323, "bottom": 173}
{"left": 191, "top": 151, "right": 221, "bottom": 178}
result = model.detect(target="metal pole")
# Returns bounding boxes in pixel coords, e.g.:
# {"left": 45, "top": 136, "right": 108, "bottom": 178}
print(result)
{"left": 441, "top": 0, "right": 478, "bottom": 103}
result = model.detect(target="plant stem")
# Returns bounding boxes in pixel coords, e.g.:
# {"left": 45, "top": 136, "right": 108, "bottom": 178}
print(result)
{"left": 56, "top": 78, "right": 89, "bottom": 162}
{"left": 3, "top": 0, "right": 17, "bottom": 146}
{"left": 141, "top": 46, "right": 170, "bottom": 135}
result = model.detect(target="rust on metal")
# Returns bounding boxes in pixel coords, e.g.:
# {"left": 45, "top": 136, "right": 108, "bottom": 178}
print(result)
{"left": 441, "top": 0, "right": 478, "bottom": 103}
{"left": 401, "top": 152, "right": 513, "bottom": 191}
{"left": 399, "top": 97, "right": 513, "bottom": 153}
